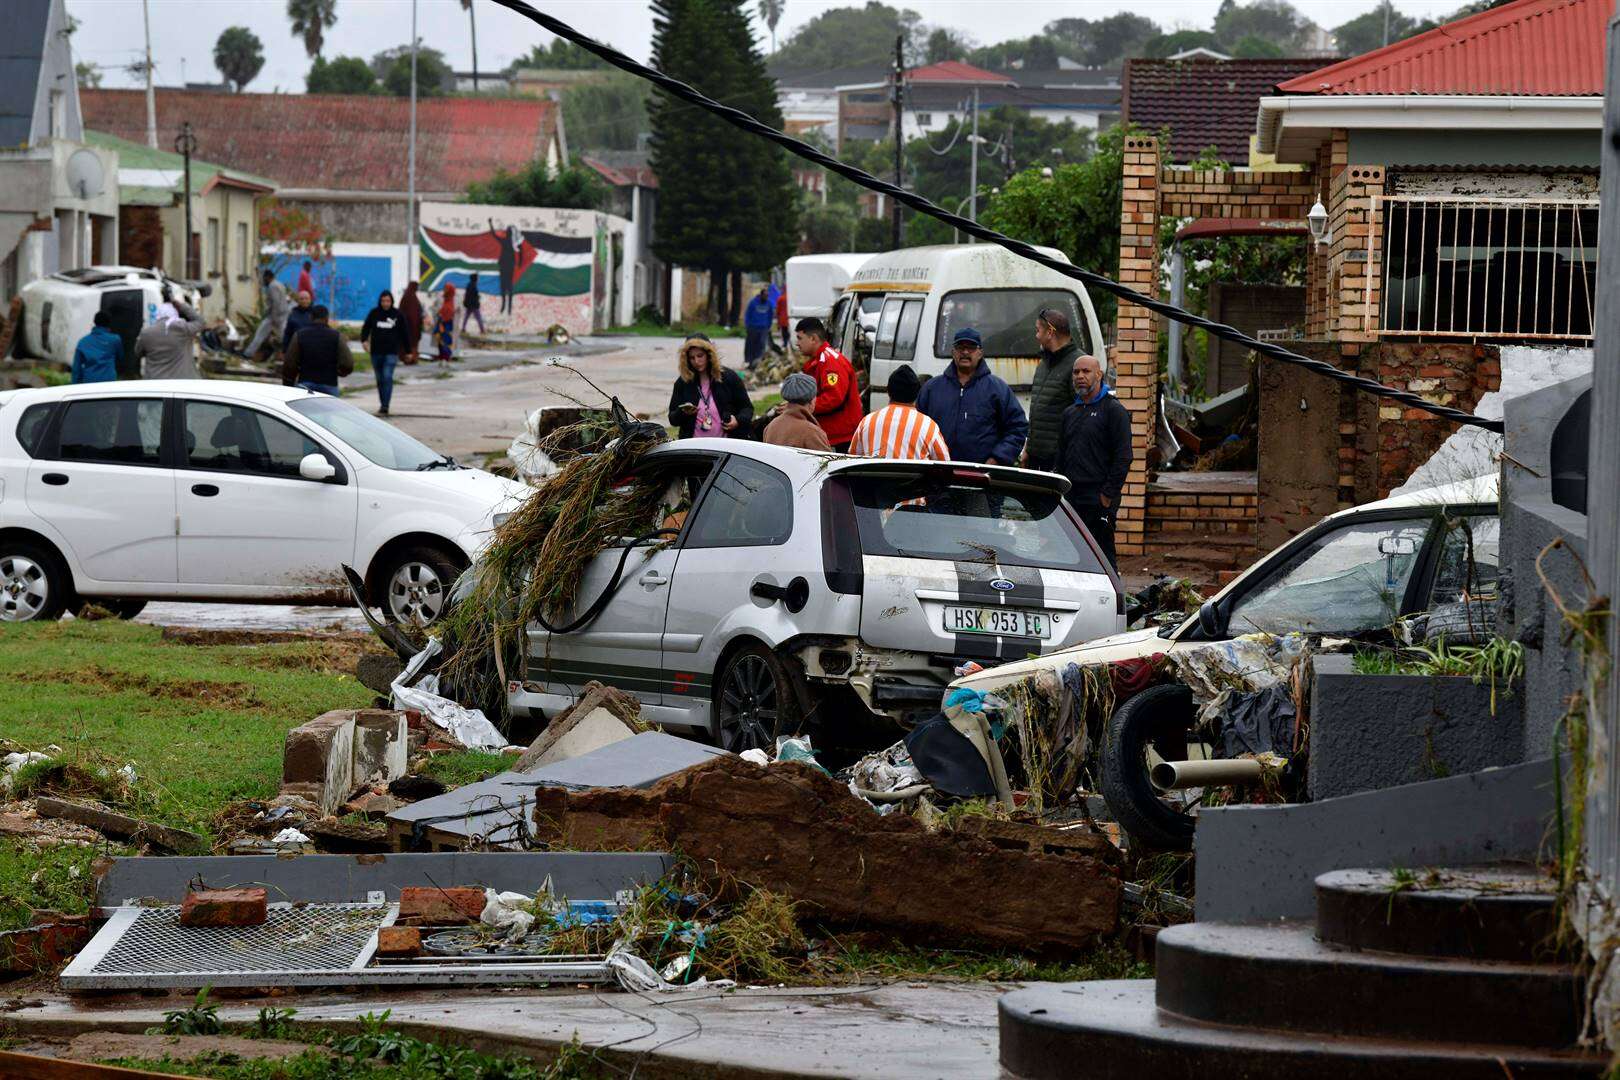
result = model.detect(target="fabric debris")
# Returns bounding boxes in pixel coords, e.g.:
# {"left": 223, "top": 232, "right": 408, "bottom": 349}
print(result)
{"left": 390, "top": 638, "right": 507, "bottom": 751}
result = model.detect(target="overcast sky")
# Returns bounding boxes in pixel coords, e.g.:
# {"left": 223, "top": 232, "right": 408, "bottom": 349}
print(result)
{"left": 68, "top": 0, "right": 1468, "bottom": 94}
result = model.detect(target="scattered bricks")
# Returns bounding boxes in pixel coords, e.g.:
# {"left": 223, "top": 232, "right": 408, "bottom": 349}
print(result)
{"left": 282, "top": 710, "right": 356, "bottom": 816}
{"left": 398, "top": 886, "right": 486, "bottom": 925}
{"left": 0, "top": 914, "right": 93, "bottom": 972}
{"left": 180, "top": 886, "right": 268, "bottom": 928}
{"left": 342, "top": 791, "right": 403, "bottom": 820}
{"left": 375, "top": 926, "right": 422, "bottom": 958}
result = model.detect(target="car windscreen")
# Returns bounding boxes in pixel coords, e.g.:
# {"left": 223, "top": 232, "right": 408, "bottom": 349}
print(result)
{"left": 289, "top": 396, "right": 443, "bottom": 470}
{"left": 934, "top": 289, "right": 1087, "bottom": 358}
{"left": 844, "top": 474, "right": 1102, "bottom": 574}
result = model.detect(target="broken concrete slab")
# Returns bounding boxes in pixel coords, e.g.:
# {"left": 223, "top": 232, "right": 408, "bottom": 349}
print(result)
{"left": 283, "top": 709, "right": 410, "bottom": 815}
{"left": 512, "top": 680, "right": 641, "bottom": 773}
{"left": 353, "top": 709, "right": 409, "bottom": 787}
{"left": 33, "top": 797, "right": 206, "bottom": 854}
{"left": 536, "top": 757, "right": 1121, "bottom": 952}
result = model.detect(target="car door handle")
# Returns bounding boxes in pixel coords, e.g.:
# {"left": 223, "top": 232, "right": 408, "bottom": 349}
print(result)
{"left": 41, "top": 473, "right": 68, "bottom": 486}
{"left": 191, "top": 484, "right": 219, "bottom": 497}
{"left": 640, "top": 571, "right": 669, "bottom": 588}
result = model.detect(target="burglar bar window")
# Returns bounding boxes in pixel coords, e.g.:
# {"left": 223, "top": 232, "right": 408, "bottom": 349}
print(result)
{"left": 1379, "top": 196, "right": 1598, "bottom": 342}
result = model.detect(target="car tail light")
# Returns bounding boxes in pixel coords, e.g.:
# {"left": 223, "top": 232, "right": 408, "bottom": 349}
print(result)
{"left": 820, "top": 478, "right": 863, "bottom": 595}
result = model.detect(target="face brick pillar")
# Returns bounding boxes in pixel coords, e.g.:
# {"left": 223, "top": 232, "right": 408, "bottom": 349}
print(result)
{"left": 1112, "top": 135, "right": 1162, "bottom": 559}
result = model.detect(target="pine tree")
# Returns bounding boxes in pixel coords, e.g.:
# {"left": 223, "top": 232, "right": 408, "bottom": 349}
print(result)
{"left": 649, "top": 0, "right": 800, "bottom": 322}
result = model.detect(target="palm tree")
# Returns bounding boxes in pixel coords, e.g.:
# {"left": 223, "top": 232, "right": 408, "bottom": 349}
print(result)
{"left": 757, "top": 0, "right": 784, "bottom": 53}
{"left": 214, "top": 27, "right": 265, "bottom": 92}
{"left": 287, "top": 0, "right": 338, "bottom": 61}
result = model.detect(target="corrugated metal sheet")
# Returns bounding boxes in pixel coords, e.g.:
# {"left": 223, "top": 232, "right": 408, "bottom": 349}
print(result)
{"left": 0, "top": 0, "right": 51, "bottom": 149}
{"left": 80, "top": 89, "right": 559, "bottom": 193}
{"left": 1123, "top": 57, "right": 1329, "bottom": 164}
{"left": 1277, "top": 0, "right": 1608, "bottom": 96}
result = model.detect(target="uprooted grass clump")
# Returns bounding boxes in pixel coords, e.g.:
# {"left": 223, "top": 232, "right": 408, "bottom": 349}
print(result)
{"left": 437, "top": 421, "right": 669, "bottom": 710}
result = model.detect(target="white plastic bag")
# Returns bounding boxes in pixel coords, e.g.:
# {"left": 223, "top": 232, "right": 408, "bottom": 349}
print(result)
{"left": 480, "top": 888, "right": 536, "bottom": 940}
{"left": 390, "top": 638, "right": 508, "bottom": 751}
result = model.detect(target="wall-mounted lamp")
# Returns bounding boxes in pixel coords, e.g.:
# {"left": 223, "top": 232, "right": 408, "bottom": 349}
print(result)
{"left": 1307, "top": 199, "right": 1330, "bottom": 247}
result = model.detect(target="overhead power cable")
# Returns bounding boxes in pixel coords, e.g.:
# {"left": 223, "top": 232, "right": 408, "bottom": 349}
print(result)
{"left": 490, "top": 0, "right": 1502, "bottom": 433}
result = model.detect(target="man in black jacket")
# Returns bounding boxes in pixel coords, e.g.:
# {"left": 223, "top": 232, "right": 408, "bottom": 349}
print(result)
{"left": 282, "top": 305, "right": 353, "bottom": 396}
{"left": 1055, "top": 351, "right": 1132, "bottom": 569}
{"left": 1023, "top": 306, "right": 1081, "bottom": 471}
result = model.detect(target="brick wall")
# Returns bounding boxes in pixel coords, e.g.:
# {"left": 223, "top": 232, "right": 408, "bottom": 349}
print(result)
{"left": 1112, "top": 135, "right": 1163, "bottom": 558}
{"left": 1372, "top": 342, "right": 1500, "bottom": 496}
{"left": 1144, "top": 487, "right": 1259, "bottom": 545}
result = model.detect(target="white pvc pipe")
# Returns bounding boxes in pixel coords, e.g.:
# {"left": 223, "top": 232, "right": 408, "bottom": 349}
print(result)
{"left": 1151, "top": 758, "right": 1264, "bottom": 790}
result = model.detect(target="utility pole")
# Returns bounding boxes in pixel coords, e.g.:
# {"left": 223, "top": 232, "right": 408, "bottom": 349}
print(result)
{"left": 967, "top": 85, "right": 980, "bottom": 234}
{"left": 468, "top": 0, "right": 479, "bottom": 92}
{"left": 890, "top": 33, "right": 904, "bottom": 249}
{"left": 406, "top": 0, "right": 419, "bottom": 281}
{"left": 174, "top": 122, "right": 196, "bottom": 278}
{"left": 141, "top": 0, "right": 157, "bottom": 149}
{"left": 1382, "top": 0, "right": 1391, "bottom": 47}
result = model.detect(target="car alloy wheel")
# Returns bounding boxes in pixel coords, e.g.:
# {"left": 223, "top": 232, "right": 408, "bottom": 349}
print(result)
{"left": 717, "top": 652, "right": 781, "bottom": 754}
{"left": 0, "top": 555, "right": 50, "bottom": 622}
{"left": 388, "top": 560, "right": 447, "bottom": 628}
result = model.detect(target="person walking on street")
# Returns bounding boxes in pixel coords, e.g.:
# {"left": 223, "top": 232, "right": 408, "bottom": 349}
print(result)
{"left": 134, "top": 296, "right": 205, "bottom": 379}
{"left": 762, "top": 372, "right": 832, "bottom": 450}
{"left": 282, "top": 289, "right": 314, "bottom": 352}
{"left": 360, "top": 290, "right": 405, "bottom": 416}
{"left": 1023, "top": 307, "right": 1081, "bottom": 471}
{"left": 849, "top": 365, "right": 949, "bottom": 460}
{"left": 71, "top": 312, "right": 123, "bottom": 383}
{"left": 283, "top": 304, "right": 353, "bottom": 396}
{"left": 244, "top": 270, "right": 291, "bottom": 362}
{"left": 399, "top": 281, "right": 424, "bottom": 364}
{"left": 794, "top": 316, "right": 862, "bottom": 453}
{"left": 668, "top": 334, "right": 752, "bottom": 439}
{"left": 775, "top": 285, "right": 789, "bottom": 351}
{"left": 1054, "top": 352, "right": 1132, "bottom": 569}
{"left": 462, "top": 273, "right": 486, "bottom": 336}
{"left": 916, "top": 327, "right": 1027, "bottom": 465}
{"left": 296, "top": 259, "right": 315, "bottom": 298}
{"left": 743, "top": 286, "right": 773, "bottom": 370}
{"left": 434, "top": 285, "right": 457, "bottom": 365}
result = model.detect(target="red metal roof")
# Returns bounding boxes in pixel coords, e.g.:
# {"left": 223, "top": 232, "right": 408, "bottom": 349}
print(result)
{"left": 1123, "top": 57, "right": 1330, "bottom": 164}
{"left": 1276, "top": 0, "right": 1608, "bottom": 96}
{"left": 904, "top": 60, "right": 1013, "bottom": 85}
{"left": 81, "top": 89, "right": 560, "bottom": 193}
{"left": 580, "top": 154, "right": 658, "bottom": 189}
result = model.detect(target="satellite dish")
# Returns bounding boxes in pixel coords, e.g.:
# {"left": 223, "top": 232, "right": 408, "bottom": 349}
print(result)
{"left": 66, "top": 149, "right": 105, "bottom": 199}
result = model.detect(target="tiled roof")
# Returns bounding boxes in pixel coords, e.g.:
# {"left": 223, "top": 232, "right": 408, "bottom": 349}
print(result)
{"left": 1123, "top": 57, "right": 1330, "bottom": 163}
{"left": 80, "top": 88, "right": 559, "bottom": 194}
{"left": 905, "top": 60, "right": 1013, "bottom": 85}
{"left": 580, "top": 150, "right": 657, "bottom": 189}
{"left": 1276, "top": 0, "right": 1606, "bottom": 96}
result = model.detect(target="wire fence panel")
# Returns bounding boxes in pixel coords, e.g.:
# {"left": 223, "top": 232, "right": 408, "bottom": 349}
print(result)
{"left": 1377, "top": 195, "right": 1599, "bottom": 343}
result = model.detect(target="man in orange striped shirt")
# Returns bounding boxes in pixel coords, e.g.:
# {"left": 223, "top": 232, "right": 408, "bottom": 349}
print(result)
{"left": 848, "top": 365, "right": 950, "bottom": 461}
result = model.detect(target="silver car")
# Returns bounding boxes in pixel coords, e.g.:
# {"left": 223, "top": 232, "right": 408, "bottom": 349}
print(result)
{"left": 507, "top": 439, "right": 1124, "bottom": 752}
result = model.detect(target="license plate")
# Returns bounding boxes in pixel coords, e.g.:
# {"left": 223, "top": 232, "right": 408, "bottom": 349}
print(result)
{"left": 942, "top": 605, "right": 1052, "bottom": 639}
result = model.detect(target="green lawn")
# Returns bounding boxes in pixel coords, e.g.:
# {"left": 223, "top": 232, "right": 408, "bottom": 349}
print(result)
{"left": 603, "top": 320, "right": 744, "bottom": 339}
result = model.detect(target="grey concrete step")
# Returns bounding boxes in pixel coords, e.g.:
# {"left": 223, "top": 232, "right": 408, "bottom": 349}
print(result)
{"left": 1154, "top": 922, "right": 1583, "bottom": 1049}
{"left": 999, "top": 980, "right": 1606, "bottom": 1080}
{"left": 1315, "top": 865, "right": 1565, "bottom": 963}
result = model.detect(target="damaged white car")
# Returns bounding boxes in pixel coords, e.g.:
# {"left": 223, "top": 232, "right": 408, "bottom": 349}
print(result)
{"left": 507, "top": 440, "right": 1124, "bottom": 752}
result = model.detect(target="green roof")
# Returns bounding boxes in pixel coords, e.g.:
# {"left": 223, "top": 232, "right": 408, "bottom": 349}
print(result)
{"left": 86, "top": 129, "right": 277, "bottom": 206}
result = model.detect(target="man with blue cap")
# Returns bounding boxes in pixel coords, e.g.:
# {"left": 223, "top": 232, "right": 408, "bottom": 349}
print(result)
{"left": 916, "top": 326, "right": 1027, "bottom": 465}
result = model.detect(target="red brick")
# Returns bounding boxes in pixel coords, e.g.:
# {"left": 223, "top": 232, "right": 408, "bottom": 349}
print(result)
{"left": 180, "top": 887, "right": 268, "bottom": 928}
{"left": 398, "top": 886, "right": 486, "bottom": 925}
{"left": 376, "top": 926, "right": 422, "bottom": 957}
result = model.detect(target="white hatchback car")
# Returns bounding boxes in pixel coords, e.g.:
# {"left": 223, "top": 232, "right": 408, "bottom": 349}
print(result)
{"left": 507, "top": 439, "right": 1125, "bottom": 751}
{"left": 0, "top": 381, "right": 525, "bottom": 625}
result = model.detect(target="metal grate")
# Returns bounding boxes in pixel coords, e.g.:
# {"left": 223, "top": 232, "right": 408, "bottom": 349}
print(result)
{"left": 89, "top": 904, "right": 387, "bottom": 976}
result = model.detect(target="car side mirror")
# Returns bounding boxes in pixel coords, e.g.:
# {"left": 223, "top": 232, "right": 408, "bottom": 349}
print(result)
{"left": 299, "top": 452, "right": 336, "bottom": 482}
{"left": 1197, "top": 600, "right": 1222, "bottom": 638}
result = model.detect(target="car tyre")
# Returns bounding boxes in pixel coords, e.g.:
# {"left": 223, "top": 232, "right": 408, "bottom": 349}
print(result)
{"left": 0, "top": 540, "right": 70, "bottom": 623}
{"left": 377, "top": 545, "right": 463, "bottom": 630}
{"left": 1099, "top": 682, "right": 1197, "bottom": 853}
{"left": 715, "top": 642, "right": 807, "bottom": 755}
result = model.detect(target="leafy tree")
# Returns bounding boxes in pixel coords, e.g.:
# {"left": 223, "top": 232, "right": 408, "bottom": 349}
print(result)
{"left": 923, "top": 27, "right": 972, "bottom": 64}
{"left": 213, "top": 27, "right": 265, "bottom": 92}
{"left": 1082, "top": 12, "right": 1162, "bottom": 65}
{"left": 75, "top": 61, "right": 101, "bottom": 89}
{"left": 306, "top": 55, "right": 376, "bottom": 94}
{"left": 758, "top": 0, "right": 785, "bottom": 53}
{"left": 1212, "top": 0, "right": 1306, "bottom": 52}
{"left": 801, "top": 202, "right": 857, "bottom": 253}
{"left": 1144, "top": 30, "right": 1224, "bottom": 58}
{"left": 561, "top": 72, "right": 651, "bottom": 152}
{"left": 1333, "top": 1, "right": 1425, "bottom": 54}
{"left": 968, "top": 35, "right": 1057, "bottom": 70}
{"left": 286, "top": 0, "right": 337, "bottom": 60}
{"left": 768, "top": 1, "right": 922, "bottom": 73}
{"left": 508, "top": 38, "right": 611, "bottom": 72}
{"left": 373, "top": 46, "right": 453, "bottom": 97}
{"left": 1231, "top": 33, "right": 1284, "bottom": 57}
{"left": 464, "top": 160, "right": 607, "bottom": 210}
{"left": 650, "top": 0, "right": 800, "bottom": 322}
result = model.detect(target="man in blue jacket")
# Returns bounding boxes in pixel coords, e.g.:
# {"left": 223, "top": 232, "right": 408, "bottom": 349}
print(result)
{"left": 742, "top": 285, "right": 774, "bottom": 370}
{"left": 916, "top": 327, "right": 1028, "bottom": 465}
{"left": 71, "top": 312, "right": 123, "bottom": 383}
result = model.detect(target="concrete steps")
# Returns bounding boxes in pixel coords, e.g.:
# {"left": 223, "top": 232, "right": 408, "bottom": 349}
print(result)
{"left": 999, "top": 864, "right": 1603, "bottom": 1079}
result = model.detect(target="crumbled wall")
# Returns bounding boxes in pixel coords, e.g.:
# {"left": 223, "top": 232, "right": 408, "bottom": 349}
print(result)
{"left": 1372, "top": 342, "right": 1499, "bottom": 497}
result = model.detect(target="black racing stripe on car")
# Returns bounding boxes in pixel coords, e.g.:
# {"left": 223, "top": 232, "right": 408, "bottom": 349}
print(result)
{"left": 953, "top": 560, "right": 1006, "bottom": 603}
{"left": 529, "top": 660, "right": 712, "bottom": 696}
{"left": 995, "top": 635, "right": 1044, "bottom": 662}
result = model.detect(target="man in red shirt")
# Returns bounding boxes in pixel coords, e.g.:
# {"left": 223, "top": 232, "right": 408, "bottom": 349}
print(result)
{"left": 775, "top": 288, "right": 789, "bottom": 351}
{"left": 296, "top": 260, "right": 315, "bottom": 298}
{"left": 793, "top": 316, "right": 863, "bottom": 452}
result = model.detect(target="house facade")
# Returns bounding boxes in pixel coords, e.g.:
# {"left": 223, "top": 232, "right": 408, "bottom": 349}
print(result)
{"left": 0, "top": 0, "right": 120, "bottom": 302}
{"left": 580, "top": 150, "right": 664, "bottom": 325}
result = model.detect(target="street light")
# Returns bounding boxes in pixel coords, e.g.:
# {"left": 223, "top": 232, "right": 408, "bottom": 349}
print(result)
{"left": 1307, "top": 199, "right": 1331, "bottom": 247}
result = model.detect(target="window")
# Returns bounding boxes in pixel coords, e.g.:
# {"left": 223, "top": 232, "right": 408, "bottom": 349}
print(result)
{"left": 1428, "top": 514, "right": 1501, "bottom": 608}
{"left": 844, "top": 474, "right": 1102, "bottom": 574}
{"left": 935, "top": 289, "right": 1086, "bottom": 358}
{"left": 56, "top": 399, "right": 164, "bottom": 466}
{"left": 1225, "top": 517, "right": 1433, "bottom": 636}
{"left": 873, "top": 299, "right": 903, "bottom": 359}
{"left": 684, "top": 456, "right": 793, "bottom": 549}
{"left": 290, "top": 396, "right": 440, "bottom": 471}
{"left": 873, "top": 298, "right": 924, "bottom": 361}
{"left": 236, "top": 221, "right": 249, "bottom": 277}
{"left": 915, "top": 112, "right": 933, "bottom": 127}
{"left": 48, "top": 90, "right": 64, "bottom": 139}
{"left": 15, "top": 403, "right": 54, "bottom": 457}
{"left": 827, "top": 296, "right": 852, "bottom": 352}
{"left": 206, "top": 218, "right": 221, "bottom": 275}
{"left": 183, "top": 401, "right": 321, "bottom": 479}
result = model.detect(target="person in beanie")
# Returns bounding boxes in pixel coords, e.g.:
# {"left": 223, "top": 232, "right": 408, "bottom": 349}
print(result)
{"left": 763, "top": 372, "right": 832, "bottom": 450}
{"left": 360, "top": 289, "right": 405, "bottom": 415}
{"left": 849, "top": 365, "right": 949, "bottom": 461}
{"left": 794, "top": 316, "right": 862, "bottom": 452}
{"left": 743, "top": 285, "right": 773, "bottom": 369}
{"left": 668, "top": 334, "right": 753, "bottom": 439}
{"left": 1024, "top": 306, "right": 1081, "bottom": 471}
{"left": 1054, "top": 351, "right": 1133, "bottom": 568}
{"left": 916, "top": 326, "right": 1027, "bottom": 465}
{"left": 282, "top": 304, "right": 354, "bottom": 396}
